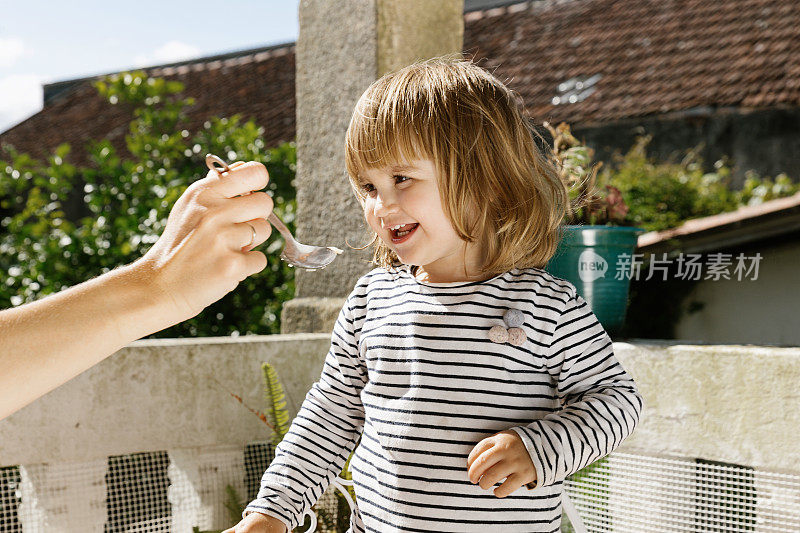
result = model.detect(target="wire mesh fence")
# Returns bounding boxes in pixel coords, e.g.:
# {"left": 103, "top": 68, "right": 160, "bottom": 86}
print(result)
{"left": 0, "top": 442, "right": 344, "bottom": 533}
{"left": 107, "top": 452, "right": 171, "bottom": 532}
{"left": 563, "top": 452, "right": 800, "bottom": 533}
{"left": 0, "top": 467, "right": 21, "bottom": 532}
{"left": 2, "top": 449, "right": 799, "bottom": 532}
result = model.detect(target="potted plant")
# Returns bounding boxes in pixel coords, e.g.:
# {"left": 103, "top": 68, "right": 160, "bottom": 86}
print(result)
{"left": 544, "top": 122, "right": 643, "bottom": 335}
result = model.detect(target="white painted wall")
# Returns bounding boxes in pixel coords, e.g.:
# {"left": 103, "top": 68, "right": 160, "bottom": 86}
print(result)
{"left": 675, "top": 239, "right": 800, "bottom": 346}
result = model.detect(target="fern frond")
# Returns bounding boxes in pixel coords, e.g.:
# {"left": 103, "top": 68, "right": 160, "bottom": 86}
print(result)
{"left": 223, "top": 484, "right": 245, "bottom": 524}
{"left": 262, "top": 362, "right": 291, "bottom": 445}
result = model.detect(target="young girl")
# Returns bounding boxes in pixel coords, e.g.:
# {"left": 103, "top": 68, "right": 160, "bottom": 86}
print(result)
{"left": 228, "top": 58, "right": 642, "bottom": 533}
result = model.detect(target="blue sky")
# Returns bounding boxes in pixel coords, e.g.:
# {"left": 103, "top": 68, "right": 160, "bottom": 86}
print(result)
{"left": 0, "top": 0, "right": 300, "bottom": 132}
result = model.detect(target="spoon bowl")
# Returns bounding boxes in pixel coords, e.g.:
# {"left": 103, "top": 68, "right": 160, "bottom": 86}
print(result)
{"left": 281, "top": 241, "right": 343, "bottom": 271}
{"left": 205, "top": 154, "right": 343, "bottom": 270}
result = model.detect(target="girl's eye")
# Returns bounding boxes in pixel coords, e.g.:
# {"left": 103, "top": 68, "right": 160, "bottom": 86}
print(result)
{"left": 360, "top": 183, "right": 377, "bottom": 196}
{"left": 394, "top": 175, "right": 411, "bottom": 185}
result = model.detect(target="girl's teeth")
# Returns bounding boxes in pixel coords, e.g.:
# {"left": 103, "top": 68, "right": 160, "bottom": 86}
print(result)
{"left": 389, "top": 223, "right": 417, "bottom": 238}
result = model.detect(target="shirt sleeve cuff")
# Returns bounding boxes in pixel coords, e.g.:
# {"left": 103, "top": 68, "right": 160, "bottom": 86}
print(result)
{"left": 509, "top": 425, "right": 547, "bottom": 489}
{"left": 242, "top": 507, "right": 293, "bottom": 531}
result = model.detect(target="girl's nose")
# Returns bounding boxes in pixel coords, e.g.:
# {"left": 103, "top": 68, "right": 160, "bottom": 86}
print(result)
{"left": 372, "top": 192, "right": 398, "bottom": 218}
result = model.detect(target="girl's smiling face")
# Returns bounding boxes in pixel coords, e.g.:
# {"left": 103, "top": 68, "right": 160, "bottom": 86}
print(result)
{"left": 358, "top": 159, "right": 486, "bottom": 282}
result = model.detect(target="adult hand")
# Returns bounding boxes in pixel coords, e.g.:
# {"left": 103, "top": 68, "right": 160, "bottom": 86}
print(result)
{"left": 467, "top": 429, "right": 537, "bottom": 498}
{"left": 0, "top": 160, "right": 274, "bottom": 420}
{"left": 134, "top": 161, "right": 274, "bottom": 327}
{"left": 222, "top": 511, "right": 288, "bottom": 533}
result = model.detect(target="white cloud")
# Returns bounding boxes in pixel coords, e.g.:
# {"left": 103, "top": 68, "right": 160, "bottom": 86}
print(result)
{"left": 0, "top": 37, "right": 26, "bottom": 69}
{"left": 133, "top": 40, "right": 201, "bottom": 68}
{"left": 0, "top": 74, "right": 43, "bottom": 132}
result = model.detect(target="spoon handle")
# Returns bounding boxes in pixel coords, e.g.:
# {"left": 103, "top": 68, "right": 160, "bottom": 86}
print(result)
{"left": 267, "top": 212, "right": 295, "bottom": 243}
{"left": 205, "top": 153, "right": 294, "bottom": 242}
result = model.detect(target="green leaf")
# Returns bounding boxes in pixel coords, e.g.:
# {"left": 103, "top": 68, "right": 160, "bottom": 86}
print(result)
{"left": 0, "top": 71, "right": 296, "bottom": 337}
{"left": 262, "top": 363, "right": 291, "bottom": 446}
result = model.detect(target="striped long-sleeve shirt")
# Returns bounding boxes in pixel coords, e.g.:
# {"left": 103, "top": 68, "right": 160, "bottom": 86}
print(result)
{"left": 245, "top": 266, "right": 643, "bottom": 532}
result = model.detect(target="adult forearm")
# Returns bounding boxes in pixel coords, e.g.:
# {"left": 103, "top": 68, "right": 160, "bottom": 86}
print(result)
{"left": 0, "top": 161, "right": 274, "bottom": 420}
{"left": 0, "top": 262, "right": 166, "bottom": 419}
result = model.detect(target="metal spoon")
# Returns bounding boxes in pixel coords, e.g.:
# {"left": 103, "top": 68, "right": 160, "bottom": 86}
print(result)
{"left": 205, "top": 154, "right": 342, "bottom": 270}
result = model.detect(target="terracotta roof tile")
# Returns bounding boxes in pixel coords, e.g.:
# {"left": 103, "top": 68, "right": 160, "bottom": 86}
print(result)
{"left": 3, "top": 0, "right": 799, "bottom": 164}
{"left": 1, "top": 46, "right": 296, "bottom": 166}
{"left": 466, "top": 0, "right": 800, "bottom": 125}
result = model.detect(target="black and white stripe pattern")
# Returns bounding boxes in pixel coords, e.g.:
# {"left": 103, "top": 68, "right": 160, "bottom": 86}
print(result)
{"left": 245, "top": 267, "right": 643, "bottom": 532}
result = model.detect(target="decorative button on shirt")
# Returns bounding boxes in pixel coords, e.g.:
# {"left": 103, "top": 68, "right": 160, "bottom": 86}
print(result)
{"left": 488, "top": 325, "right": 509, "bottom": 343}
{"left": 507, "top": 327, "right": 526, "bottom": 346}
{"left": 503, "top": 308, "right": 525, "bottom": 328}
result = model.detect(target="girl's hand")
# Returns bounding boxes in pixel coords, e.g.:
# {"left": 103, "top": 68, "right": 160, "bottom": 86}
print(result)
{"left": 222, "top": 511, "right": 287, "bottom": 533}
{"left": 467, "top": 430, "right": 537, "bottom": 498}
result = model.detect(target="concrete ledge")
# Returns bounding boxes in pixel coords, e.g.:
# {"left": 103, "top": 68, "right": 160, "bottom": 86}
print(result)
{"left": 2, "top": 337, "right": 797, "bottom": 475}
{"left": 615, "top": 341, "right": 800, "bottom": 474}
{"left": 0, "top": 334, "right": 330, "bottom": 465}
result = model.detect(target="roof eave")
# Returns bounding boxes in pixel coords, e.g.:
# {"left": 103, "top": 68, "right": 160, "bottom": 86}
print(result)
{"left": 637, "top": 193, "right": 800, "bottom": 254}
{"left": 42, "top": 40, "right": 297, "bottom": 106}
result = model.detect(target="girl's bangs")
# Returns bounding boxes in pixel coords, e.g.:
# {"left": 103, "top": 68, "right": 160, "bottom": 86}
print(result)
{"left": 346, "top": 82, "right": 433, "bottom": 181}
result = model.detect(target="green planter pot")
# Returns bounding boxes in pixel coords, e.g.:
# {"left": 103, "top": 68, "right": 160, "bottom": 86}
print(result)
{"left": 545, "top": 225, "right": 644, "bottom": 335}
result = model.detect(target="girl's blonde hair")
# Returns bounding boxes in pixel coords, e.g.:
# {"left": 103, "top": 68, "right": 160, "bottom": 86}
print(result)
{"left": 345, "top": 57, "right": 568, "bottom": 276}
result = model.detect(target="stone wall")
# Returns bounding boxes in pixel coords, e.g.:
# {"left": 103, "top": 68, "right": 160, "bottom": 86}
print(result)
{"left": 2, "top": 336, "right": 798, "bottom": 529}
{"left": 0, "top": 334, "right": 329, "bottom": 466}
{"left": 3, "top": 336, "right": 797, "bottom": 472}
{"left": 572, "top": 108, "right": 800, "bottom": 188}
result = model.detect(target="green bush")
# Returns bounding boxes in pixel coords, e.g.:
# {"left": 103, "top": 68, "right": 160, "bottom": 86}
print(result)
{"left": 598, "top": 136, "right": 799, "bottom": 232}
{"left": 0, "top": 71, "right": 296, "bottom": 337}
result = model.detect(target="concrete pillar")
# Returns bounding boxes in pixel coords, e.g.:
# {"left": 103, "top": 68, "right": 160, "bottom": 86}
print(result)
{"left": 17, "top": 460, "right": 107, "bottom": 532}
{"left": 167, "top": 446, "right": 247, "bottom": 533}
{"left": 283, "top": 0, "right": 464, "bottom": 333}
